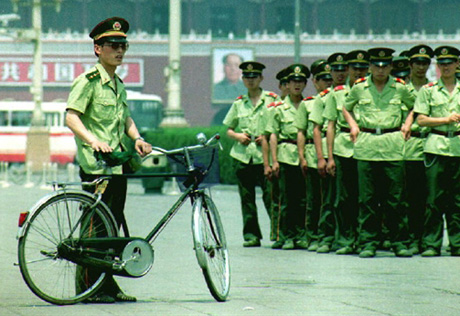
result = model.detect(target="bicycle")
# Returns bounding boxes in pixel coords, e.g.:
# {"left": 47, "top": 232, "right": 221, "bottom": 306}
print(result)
{"left": 16, "top": 133, "right": 230, "bottom": 305}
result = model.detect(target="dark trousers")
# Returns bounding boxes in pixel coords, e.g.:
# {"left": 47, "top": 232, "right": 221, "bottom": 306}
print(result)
{"left": 404, "top": 160, "right": 426, "bottom": 248}
{"left": 334, "top": 156, "right": 359, "bottom": 248}
{"left": 76, "top": 169, "right": 128, "bottom": 296}
{"left": 423, "top": 154, "right": 460, "bottom": 252}
{"left": 317, "top": 173, "right": 336, "bottom": 247}
{"left": 357, "top": 160, "right": 410, "bottom": 251}
{"left": 305, "top": 167, "right": 324, "bottom": 243}
{"left": 234, "top": 160, "right": 271, "bottom": 241}
{"left": 278, "top": 163, "right": 307, "bottom": 241}
{"left": 270, "top": 177, "right": 281, "bottom": 241}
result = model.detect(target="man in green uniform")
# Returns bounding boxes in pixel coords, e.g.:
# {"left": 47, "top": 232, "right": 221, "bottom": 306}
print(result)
{"left": 267, "top": 67, "right": 291, "bottom": 243}
{"left": 295, "top": 60, "right": 332, "bottom": 251}
{"left": 343, "top": 47, "right": 415, "bottom": 258}
{"left": 391, "top": 56, "right": 411, "bottom": 82}
{"left": 223, "top": 61, "right": 279, "bottom": 247}
{"left": 276, "top": 67, "right": 290, "bottom": 100}
{"left": 66, "top": 17, "right": 152, "bottom": 303}
{"left": 414, "top": 46, "right": 460, "bottom": 257}
{"left": 266, "top": 64, "right": 310, "bottom": 250}
{"left": 310, "top": 52, "right": 349, "bottom": 253}
{"left": 323, "top": 50, "right": 369, "bottom": 255}
{"left": 402, "top": 44, "right": 434, "bottom": 255}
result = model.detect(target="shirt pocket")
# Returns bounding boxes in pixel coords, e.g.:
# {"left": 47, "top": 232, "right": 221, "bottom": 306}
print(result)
{"left": 281, "top": 115, "right": 297, "bottom": 135}
{"left": 237, "top": 112, "right": 251, "bottom": 131}
{"left": 429, "top": 100, "right": 447, "bottom": 117}
{"left": 92, "top": 98, "right": 117, "bottom": 122}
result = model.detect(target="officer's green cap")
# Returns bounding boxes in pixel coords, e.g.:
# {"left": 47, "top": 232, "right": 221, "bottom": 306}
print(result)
{"left": 399, "top": 50, "right": 410, "bottom": 57}
{"left": 391, "top": 56, "right": 411, "bottom": 79}
{"left": 311, "top": 59, "right": 332, "bottom": 80}
{"left": 239, "top": 61, "right": 265, "bottom": 78}
{"left": 276, "top": 68, "right": 290, "bottom": 84}
{"left": 456, "top": 65, "right": 460, "bottom": 79}
{"left": 327, "top": 53, "right": 348, "bottom": 70}
{"left": 407, "top": 45, "right": 434, "bottom": 63}
{"left": 345, "top": 50, "right": 369, "bottom": 69}
{"left": 89, "top": 17, "right": 129, "bottom": 43}
{"left": 434, "top": 46, "right": 460, "bottom": 64}
{"left": 368, "top": 47, "right": 395, "bottom": 66}
{"left": 286, "top": 64, "right": 310, "bottom": 81}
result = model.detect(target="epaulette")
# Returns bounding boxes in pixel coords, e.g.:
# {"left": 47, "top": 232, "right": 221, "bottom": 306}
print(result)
{"left": 267, "top": 92, "right": 279, "bottom": 99}
{"left": 268, "top": 101, "right": 283, "bottom": 108}
{"left": 319, "top": 88, "right": 330, "bottom": 97}
{"left": 85, "top": 69, "right": 100, "bottom": 82}
{"left": 395, "top": 78, "right": 406, "bottom": 85}
{"left": 334, "top": 85, "right": 345, "bottom": 92}
{"left": 424, "top": 81, "right": 437, "bottom": 88}
{"left": 354, "top": 77, "right": 366, "bottom": 84}
{"left": 236, "top": 95, "right": 243, "bottom": 100}
{"left": 303, "top": 96, "right": 315, "bottom": 101}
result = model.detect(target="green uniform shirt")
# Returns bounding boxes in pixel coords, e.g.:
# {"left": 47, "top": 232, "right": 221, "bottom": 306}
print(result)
{"left": 309, "top": 88, "right": 330, "bottom": 159}
{"left": 414, "top": 79, "right": 460, "bottom": 157}
{"left": 266, "top": 95, "right": 300, "bottom": 166}
{"left": 323, "top": 84, "right": 354, "bottom": 158}
{"left": 66, "top": 63, "right": 130, "bottom": 174}
{"left": 403, "top": 81, "right": 430, "bottom": 161}
{"left": 344, "top": 75, "right": 416, "bottom": 161}
{"left": 294, "top": 96, "right": 319, "bottom": 168}
{"left": 223, "top": 90, "right": 279, "bottom": 164}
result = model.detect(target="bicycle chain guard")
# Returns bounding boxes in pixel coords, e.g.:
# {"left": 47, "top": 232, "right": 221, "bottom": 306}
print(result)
{"left": 121, "top": 239, "right": 154, "bottom": 277}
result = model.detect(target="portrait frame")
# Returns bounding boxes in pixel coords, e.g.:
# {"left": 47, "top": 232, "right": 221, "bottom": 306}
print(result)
{"left": 211, "top": 47, "right": 254, "bottom": 104}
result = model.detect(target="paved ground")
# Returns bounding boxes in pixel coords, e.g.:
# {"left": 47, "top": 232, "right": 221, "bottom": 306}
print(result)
{"left": 1, "top": 178, "right": 460, "bottom": 315}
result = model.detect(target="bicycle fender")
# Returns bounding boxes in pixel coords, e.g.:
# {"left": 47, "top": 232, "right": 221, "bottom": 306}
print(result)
{"left": 16, "top": 189, "right": 117, "bottom": 239}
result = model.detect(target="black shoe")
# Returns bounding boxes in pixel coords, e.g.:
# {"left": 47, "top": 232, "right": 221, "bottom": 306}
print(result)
{"left": 115, "top": 292, "right": 137, "bottom": 302}
{"left": 421, "top": 248, "right": 440, "bottom": 257}
{"left": 83, "top": 294, "right": 116, "bottom": 304}
{"left": 394, "top": 248, "right": 412, "bottom": 257}
{"left": 243, "top": 238, "right": 261, "bottom": 247}
{"left": 271, "top": 240, "right": 284, "bottom": 249}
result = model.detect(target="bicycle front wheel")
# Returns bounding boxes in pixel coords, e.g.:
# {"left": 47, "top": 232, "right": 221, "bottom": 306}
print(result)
{"left": 192, "top": 193, "right": 230, "bottom": 301}
{"left": 18, "top": 192, "right": 118, "bottom": 305}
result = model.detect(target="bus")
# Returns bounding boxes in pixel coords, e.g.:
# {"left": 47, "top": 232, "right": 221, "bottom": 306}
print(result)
{"left": 0, "top": 101, "right": 76, "bottom": 165}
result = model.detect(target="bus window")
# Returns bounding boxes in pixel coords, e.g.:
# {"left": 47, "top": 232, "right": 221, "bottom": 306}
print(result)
{"left": 0, "top": 110, "right": 8, "bottom": 126}
{"left": 127, "top": 100, "right": 163, "bottom": 131}
{"left": 11, "top": 111, "right": 32, "bottom": 126}
{"left": 44, "top": 112, "right": 60, "bottom": 127}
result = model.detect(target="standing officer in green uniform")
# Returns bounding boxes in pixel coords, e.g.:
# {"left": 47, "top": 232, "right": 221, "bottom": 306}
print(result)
{"left": 66, "top": 17, "right": 152, "bottom": 303}
{"left": 266, "top": 64, "right": 310, "bottom": 250}
{"left": 266, "top": 67, "right": 290, "bottom": 243}
{"left": 402, "top": 44, "right": 434, "bottom": 255}
{"left": 311, "top": 52, "right": 349, "bottom": 253}
{"left": 415, "top": 46, "right": 460, "bottom": 257}
{"left": 323, "top": 50, "right": 369, "bottom": 255}
{"left": 223, "top": 61, "right": 279, "bottom": 247}
{"left": 391, "top": 56, "right": 411, "bottom": 82}
{"left": 276, "top": 67, "right": 290, "bottom": 100}
{"left": 295, "top": 60, "right": 332, "bottom": 251}
{"left": 343, "top": 47, "right": 415, "bottom": 258}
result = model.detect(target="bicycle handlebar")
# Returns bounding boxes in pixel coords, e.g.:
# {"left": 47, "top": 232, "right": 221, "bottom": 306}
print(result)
{"left": 144, "top": 133, "right": 221, "bottom": 160}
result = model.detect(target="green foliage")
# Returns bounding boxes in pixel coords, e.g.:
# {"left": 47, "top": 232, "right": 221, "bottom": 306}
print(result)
{"left": 143, "top": 126, "right": 237, "bottom": 184}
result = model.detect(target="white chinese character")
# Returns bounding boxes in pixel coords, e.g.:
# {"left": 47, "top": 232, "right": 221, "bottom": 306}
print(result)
{"left": 55, "top": 63, "right": 74, "bottom": 82}
{"left": 1, "top": 62, "right": 20, "bottom": 81}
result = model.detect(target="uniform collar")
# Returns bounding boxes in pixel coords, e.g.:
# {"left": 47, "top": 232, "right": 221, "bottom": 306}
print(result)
{"left": 96, "top": 63, "right": 121, "bottom": 85}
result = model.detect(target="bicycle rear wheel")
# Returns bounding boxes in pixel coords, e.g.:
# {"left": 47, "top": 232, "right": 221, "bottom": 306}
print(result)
{"left": 18, "top": 192, "right": 117, "bottom": 305}
{"left": 192, "top": 193, "right": 230, "bottom": 301}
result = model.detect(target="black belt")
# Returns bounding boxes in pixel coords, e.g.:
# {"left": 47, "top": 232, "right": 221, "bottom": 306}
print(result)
{"left": 360, "top": 127, "right": 400, "bottom": 135}
{"left": 278, "top": 139, "right": 297, "bottom": 145}
{"left": 430, "top": 130, "right": 460, "bottom": 138}
{"left": 411, "top": 131, "right": 428, "bottom": 138}
{"left": 305, "top": 139, "right": 314, "bottom": 144}
{"left": 340, "top": 127, "right": 351, "bottom": 133}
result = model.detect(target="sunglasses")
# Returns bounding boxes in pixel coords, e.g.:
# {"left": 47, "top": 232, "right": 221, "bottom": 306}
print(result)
{"left": 102, "top": 42, "right": 129, "bottom": 51}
